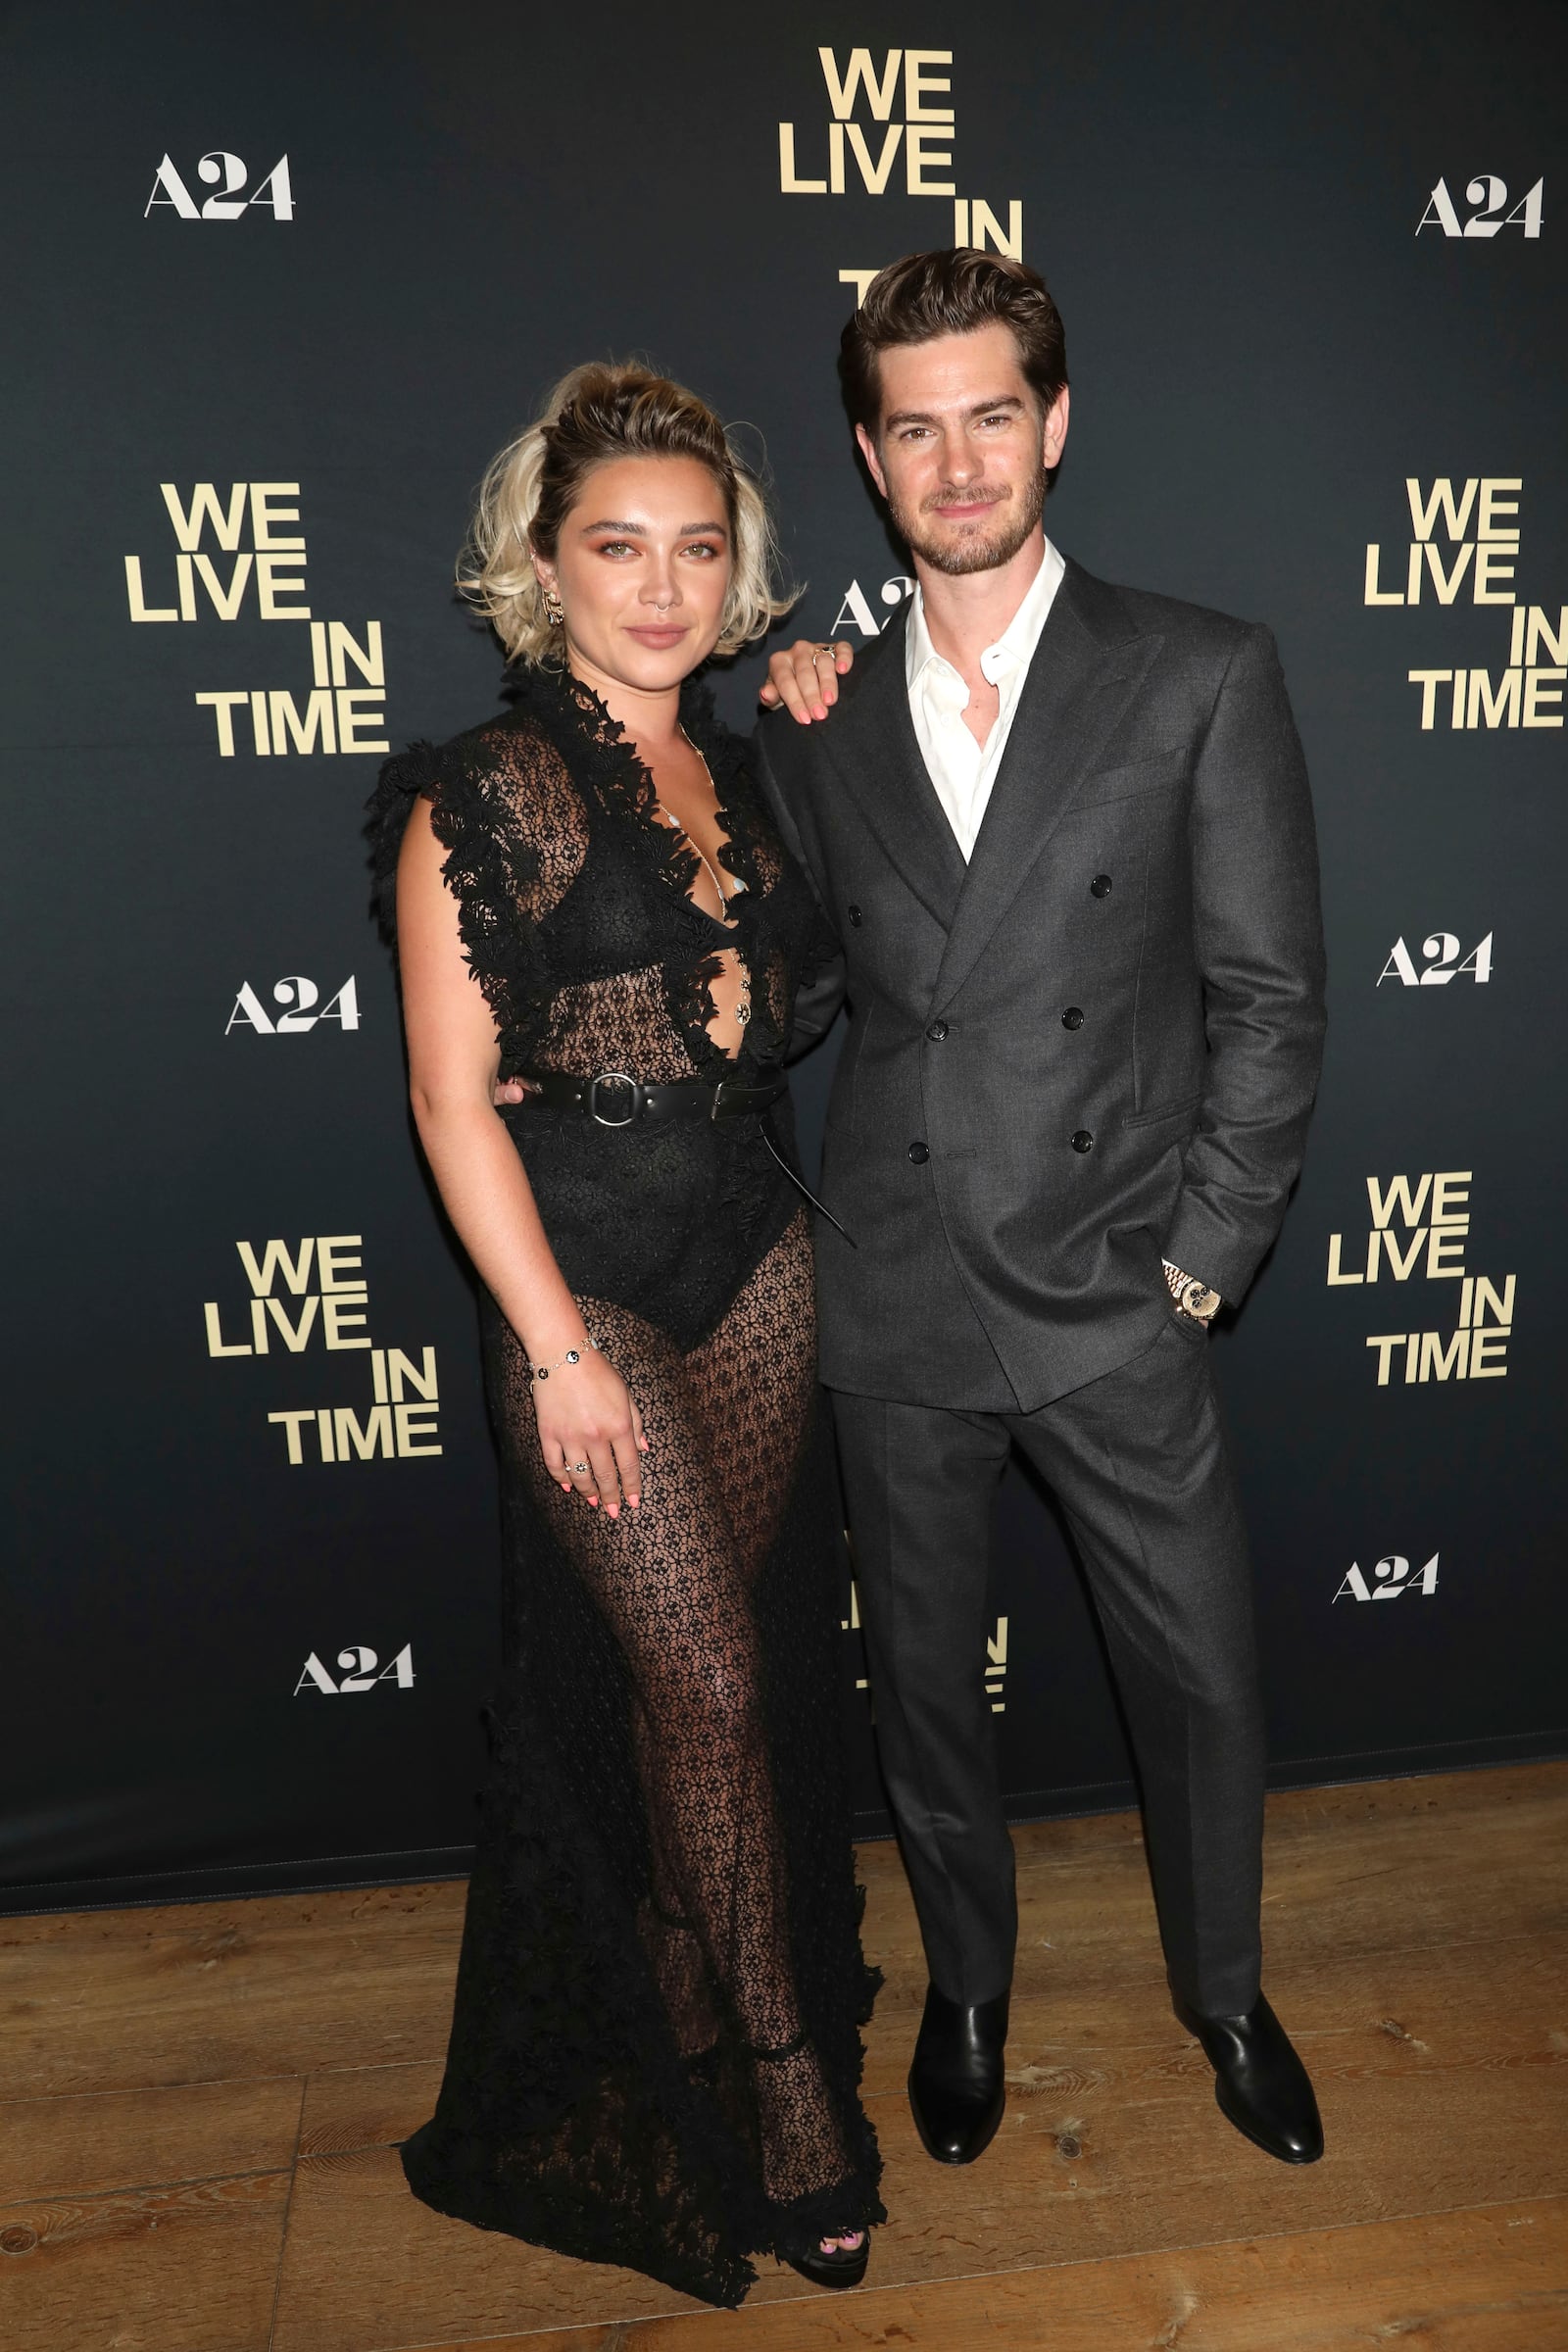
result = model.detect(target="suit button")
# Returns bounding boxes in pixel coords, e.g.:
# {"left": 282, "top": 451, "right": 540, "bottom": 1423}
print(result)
{"left": 1061, "top": 1006, "right": 1084, "bottom": 1030}
{"left": 926, "top": 1020, "right": 949, "bottom": 1042}
{"left": 1071, "top": 1129, "right": 1094, "bottom": 1153}
{"left": 908, "top": 1142, "right": 930, "bottom": 1164}
{"left": 1090, "top": 874, "right": 1112, "bottom": 899}
{"left": 848, "top": 904, "right": 863, "bottom": 927}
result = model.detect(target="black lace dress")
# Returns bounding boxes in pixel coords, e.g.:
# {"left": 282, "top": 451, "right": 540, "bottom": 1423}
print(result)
{"left": 368, "top": 667, "right": 883, "bottom": 2309}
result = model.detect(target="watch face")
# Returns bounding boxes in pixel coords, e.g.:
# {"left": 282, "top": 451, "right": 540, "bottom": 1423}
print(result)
{"left": 1183, "top": 1280, "right": 1219, "bottom": 1320}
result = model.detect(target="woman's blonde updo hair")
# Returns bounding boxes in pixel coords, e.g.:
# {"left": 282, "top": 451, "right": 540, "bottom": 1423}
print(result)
{"left": 458, "top": 362, "right": 795, "bottom": 666}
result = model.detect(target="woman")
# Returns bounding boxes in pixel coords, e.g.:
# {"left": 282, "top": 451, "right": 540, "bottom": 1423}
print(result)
{"left": 368, "top": 365, "right": 882, "bottom": 2309}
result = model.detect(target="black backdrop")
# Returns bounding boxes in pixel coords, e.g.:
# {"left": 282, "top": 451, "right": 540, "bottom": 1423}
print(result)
{"left": 5, "top": 0, "right": 1565, "bottom": 1913}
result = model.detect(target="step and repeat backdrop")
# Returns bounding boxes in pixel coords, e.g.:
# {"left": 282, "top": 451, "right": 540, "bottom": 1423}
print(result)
{"left": 5, "top": 0, "right": 1565, "bottom": 1909}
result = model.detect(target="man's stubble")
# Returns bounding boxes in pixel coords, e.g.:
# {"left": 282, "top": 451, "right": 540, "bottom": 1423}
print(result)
{"left": 885, "top": 462, "right": 1048, "bottom": 580}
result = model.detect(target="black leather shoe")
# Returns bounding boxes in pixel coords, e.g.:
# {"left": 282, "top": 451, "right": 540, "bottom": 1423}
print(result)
{"left": 1174, "top": 1989, "right": 1324, "bottom": 2164}
{"left": 907, "top": 1984, "right": 1009, "bottom": 2165}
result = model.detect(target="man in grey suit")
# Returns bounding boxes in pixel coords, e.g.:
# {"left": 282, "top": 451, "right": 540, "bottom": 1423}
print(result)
{"left": 758, "top": 249, "right": 1327, "bottom": 2170}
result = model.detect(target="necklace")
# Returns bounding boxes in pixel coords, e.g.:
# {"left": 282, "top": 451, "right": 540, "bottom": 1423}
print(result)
{"left": 657, "top": 737, "right": 752, "bottom": 1031}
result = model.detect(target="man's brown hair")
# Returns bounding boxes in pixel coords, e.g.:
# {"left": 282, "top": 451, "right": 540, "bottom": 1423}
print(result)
{"left": 840, "top": 249, "right": 1069, "bottom": 433}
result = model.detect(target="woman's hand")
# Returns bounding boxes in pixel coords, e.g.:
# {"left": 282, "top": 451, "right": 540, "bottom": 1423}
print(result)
{"left": 531, "top": 1346, "right": 649, "bottom": 1517}
{"left": 758, "top": 638, "right": 855, "bottom": 724}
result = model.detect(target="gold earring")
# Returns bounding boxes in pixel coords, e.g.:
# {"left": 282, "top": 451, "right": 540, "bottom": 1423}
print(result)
{"left": 543, "top": 587, "right": 564, "bottom": 625}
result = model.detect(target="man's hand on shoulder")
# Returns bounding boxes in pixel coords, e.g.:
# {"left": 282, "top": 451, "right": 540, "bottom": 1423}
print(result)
{"left": 759, "top": 638, "right": 855, "bottom": 725}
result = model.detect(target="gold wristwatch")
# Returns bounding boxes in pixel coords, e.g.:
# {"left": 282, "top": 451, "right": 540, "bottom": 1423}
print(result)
{"left": 1162, "top": 1259, "right": 1222, "bottom": 1325}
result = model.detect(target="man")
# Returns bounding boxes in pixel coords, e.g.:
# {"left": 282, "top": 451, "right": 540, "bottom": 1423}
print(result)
{"left": 757, "top": 249, "right": 1327, "bottom": 2170}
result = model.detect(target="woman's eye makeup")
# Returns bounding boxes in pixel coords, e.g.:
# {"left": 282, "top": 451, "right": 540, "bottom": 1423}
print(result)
{"left": 586, "top": 537, "right": 724, "bottom": 559}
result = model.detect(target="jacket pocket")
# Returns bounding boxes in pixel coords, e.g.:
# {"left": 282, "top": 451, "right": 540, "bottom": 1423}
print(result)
{"left": 1069, "top": 754, "right": 1190, "bottom": 810}
{"left": 1122, "top": 1091, "right": 1201, "bottom": 1133}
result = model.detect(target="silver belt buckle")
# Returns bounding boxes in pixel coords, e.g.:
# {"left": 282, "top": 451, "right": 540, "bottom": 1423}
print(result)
{"left": 588, "top": 1070, "right": 643, "bottom": 1127}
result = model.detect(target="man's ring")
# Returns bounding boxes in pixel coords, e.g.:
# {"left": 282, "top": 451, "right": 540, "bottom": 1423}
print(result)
{"left": 569, "top": 1461, "right": 589, "bottom": 1475}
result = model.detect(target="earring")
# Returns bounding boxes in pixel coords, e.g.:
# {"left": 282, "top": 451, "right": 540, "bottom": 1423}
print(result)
{"left": 542, "top": 587, "right": 564, "bottom": 625}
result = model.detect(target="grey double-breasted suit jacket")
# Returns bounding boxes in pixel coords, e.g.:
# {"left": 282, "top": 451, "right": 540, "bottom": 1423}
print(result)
{"left": 755, "top": 556, "right": 1328, "bottom": 1413}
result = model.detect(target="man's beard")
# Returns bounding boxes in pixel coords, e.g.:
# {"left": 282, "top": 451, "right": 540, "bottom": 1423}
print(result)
{"left": 889, "top": 466, "right": 1047, "bottom": 578}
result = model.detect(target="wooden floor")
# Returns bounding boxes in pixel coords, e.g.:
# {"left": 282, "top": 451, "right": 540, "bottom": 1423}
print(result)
{"left": 2, "top": 1763, "right": 1565, "bottom": 2352}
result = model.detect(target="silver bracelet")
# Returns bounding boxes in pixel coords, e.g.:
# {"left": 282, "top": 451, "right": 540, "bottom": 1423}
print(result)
{"left": 530, "top": 1337, "right": 600, "bottom": 1382}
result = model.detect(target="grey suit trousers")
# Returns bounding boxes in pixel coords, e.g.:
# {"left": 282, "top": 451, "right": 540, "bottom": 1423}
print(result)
{"left": 832, "top": 1314, "right": 1265, "bottom": 2018}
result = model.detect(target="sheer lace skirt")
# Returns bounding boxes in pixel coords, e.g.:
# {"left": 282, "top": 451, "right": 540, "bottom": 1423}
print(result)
{"left": 400, "top": 1213, "right": 884, "bottom": 2309}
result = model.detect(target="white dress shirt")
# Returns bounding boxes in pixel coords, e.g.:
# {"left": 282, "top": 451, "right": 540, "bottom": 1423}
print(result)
{"left": 905, "top": 536, "right": 1065, "bottom": 861}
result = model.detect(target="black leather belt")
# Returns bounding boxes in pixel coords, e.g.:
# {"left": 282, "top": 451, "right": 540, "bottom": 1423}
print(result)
{"left": 512, "top": 1065, "right": 856, "bottom": 1246}
{"left": 515, "top": 1068, "right": 789, "bottom": 1126}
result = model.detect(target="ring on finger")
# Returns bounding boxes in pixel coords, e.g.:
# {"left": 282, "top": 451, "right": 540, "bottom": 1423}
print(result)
{"left": 569, "top": 1460, "right": 590, "bottom": 1474}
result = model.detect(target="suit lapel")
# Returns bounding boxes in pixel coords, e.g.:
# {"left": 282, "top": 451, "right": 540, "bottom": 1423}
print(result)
{"left": 931, "top": 564, "right": 1162, "bottom": 1014}
{"left": 815, "top": 607, "right": 966, "bottom": 932}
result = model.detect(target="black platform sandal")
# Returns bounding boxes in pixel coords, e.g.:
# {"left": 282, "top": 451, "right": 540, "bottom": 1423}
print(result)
{"left": 779, "top": 2226, "right": 870, "bottom": 2290}
{"left": 750, "top": 2029, "right": 872, "bottom": 2291}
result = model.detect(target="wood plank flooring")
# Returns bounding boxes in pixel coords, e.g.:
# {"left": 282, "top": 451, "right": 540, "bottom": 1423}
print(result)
{"left": 2, "top": 1761, "right": 1564, "bottom": 2351}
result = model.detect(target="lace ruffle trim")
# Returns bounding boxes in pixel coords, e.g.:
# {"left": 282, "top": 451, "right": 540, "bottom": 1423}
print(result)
{"left": 367, "top": 724, "right": 550, "bottom": 1057}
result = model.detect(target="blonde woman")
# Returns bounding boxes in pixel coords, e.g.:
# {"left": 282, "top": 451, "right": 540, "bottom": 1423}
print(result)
{"left": 368, "top": 367, "right": 881, "bottom": 2307}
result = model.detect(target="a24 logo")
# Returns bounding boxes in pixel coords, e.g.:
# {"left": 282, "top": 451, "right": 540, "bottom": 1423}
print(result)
{"left": 1334, "top": 1554, "right": 1439, "bottom": 1603}
{"left": 146, "top": 152, "right": 294, "bottom": 220}
{"left": 1417, "top": 175, "right": 1543, "bottom": 239}
{"left": 1378, "top": 933, "right": 1493, "bottom": 988}
{"left": 831, "top": 573, "right": 915, "bottom": 638}
{"left": 294, "top": 1644, "right": 414, "bottom": 1694}
{"left": 226, "top": 976, "right": 360, "bottom": 1035}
